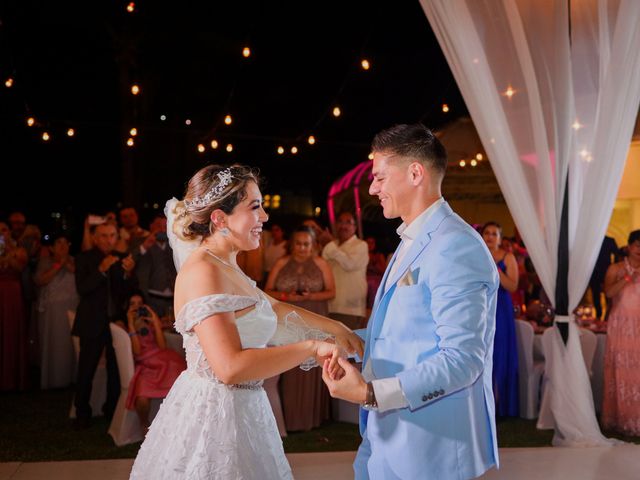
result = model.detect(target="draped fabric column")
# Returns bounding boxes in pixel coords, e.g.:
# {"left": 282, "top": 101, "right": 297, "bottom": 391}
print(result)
{"left": 421, "top": 0, "right": 640, "bottom": 446}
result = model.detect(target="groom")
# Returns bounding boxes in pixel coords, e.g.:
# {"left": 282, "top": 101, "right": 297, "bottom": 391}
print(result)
{"left": 322, "top": 124, "right": 499, "bottom": 479}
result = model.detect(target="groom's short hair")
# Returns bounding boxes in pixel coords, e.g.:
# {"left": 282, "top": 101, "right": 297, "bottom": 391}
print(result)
{"left": 371, "top": 123, "right": 448, "bottom": 177}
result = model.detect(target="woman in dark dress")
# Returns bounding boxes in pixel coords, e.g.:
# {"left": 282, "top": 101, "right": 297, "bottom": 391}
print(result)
{"left": 265, "top": 225, "right": 336, "bottom": 431}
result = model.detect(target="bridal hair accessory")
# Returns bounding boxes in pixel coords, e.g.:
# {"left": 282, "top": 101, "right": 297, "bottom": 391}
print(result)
{"left": 184, "top": 168, "right": 234, "bottom": 211}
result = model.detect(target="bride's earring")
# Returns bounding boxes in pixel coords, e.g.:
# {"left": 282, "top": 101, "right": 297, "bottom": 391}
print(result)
{"left": 219, "top": 227, "right": 230, "bottom": 237}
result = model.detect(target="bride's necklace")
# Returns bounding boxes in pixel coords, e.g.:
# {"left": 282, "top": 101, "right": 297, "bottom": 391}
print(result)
{"left": 203, "top": 248, "right": 257, "bottom": 292}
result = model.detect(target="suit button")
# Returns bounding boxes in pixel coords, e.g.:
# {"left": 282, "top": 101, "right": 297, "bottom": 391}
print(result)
{"left": 433, "top": 391, "right": 439, "bottom": 397}
{"left": 427, "top": 394, "right": 433, "bottom": 400}
{"left": 439, "top": 389, "right": 445, "bottom": 395}
{"left": 422, "top": 395, "right": 428, "bottom": 402}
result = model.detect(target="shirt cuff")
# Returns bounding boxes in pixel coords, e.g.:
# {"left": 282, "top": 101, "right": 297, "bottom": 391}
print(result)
{"left": 371, "top": 377, "right": 408, "bottom": 412}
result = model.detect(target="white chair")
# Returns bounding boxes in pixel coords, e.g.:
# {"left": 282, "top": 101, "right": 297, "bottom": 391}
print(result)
{"left": 514, "top": 320, "right": 545, "bottom": 419}
{"left": 67, "top": 310, "right": 107, "bottom": 419}
{"left": 579, "top": 328, "right": 597, "bottom": 377}
{"left": 263, "top": 375, "right": 287, "bottom": 437}
{"left": 108, "top": 324, "right": 161, "bottom": 446}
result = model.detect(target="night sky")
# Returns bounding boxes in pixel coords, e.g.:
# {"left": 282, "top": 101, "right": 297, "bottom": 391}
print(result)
{"left": 0, "top": 0, "right": 466, "bottom": 237}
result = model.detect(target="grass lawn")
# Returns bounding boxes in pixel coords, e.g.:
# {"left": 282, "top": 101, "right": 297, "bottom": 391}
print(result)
{"left": 1, "top": 387, "right": 637, "bottom": 462}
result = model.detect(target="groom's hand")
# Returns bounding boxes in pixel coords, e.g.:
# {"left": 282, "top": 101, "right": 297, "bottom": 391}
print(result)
{"left": 322, "top": 357, "right": 367, "bottom": 404}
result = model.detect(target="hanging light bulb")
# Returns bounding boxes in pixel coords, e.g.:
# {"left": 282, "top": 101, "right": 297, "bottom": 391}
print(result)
{"left": 131, "top": 84, "right": 140, "bottom": 95}
{"left": 210, "top": 139, "right": 219, "bottom": 149}
{"left": 361, "top": 59, "right": 370, "bottom": 70}
{"left": 42, "top": 132, "right": 50, "bottom": 141}
{"left": 160, "top": 114, "right": 167, "bottom": 121}
{"left": 27, "top": 117, "right": 35, "bottom": 127}
{"left": 4, "top": 77, "right": 14, "bottom": 88}
{"left": 368, "top": 153, "right": 374, "bottom": 160}
{"left": 277, "top": 146, "right": 285, "bottom": 155}
{"left": 224, "top": 115, "right": 232, "bottom": 125}
{"left": 129, "top": 127, "right": 138, "bottom": 136}
{"left": 126, "top": 137, "right": 134, "bottom": 147}
{"left": 185, "top": 119, "right": 192, "bottom": 125}
{"left": 307, "top": 135, "right": 316, "bottom": 145}
{"left": 476, "top": 153, "right": 483, "bottom": 161}
{"left": 291, "top": 146, "right": 298, "bottom": 154}
{"left": 442, "top": 103, "right": 449, "bottom": 113}
{"left": 470, "top": 159, "right": 478, "bottom": 167}
{"left": 332, "top": 106, "right": 341, "bottom": 117}
{"left": 459, "top": 160, "right": 466, "bottom": 167}
{"left": 503, "top": 86, "right": 515, "bottom": 99}
{"left": 242, "top": 47, "right": 251, "bottom": 58}
{"left": 572, "top": 120, "right": 583, "bottom": 131}
{"left": 67, "top": 128, "right": 75, "bottom": 137}
{"left": 226, "top": 143, "right": 233, "bottom": 152}
{"left": 126, "top": 2, "right": 135, "bottom": 13}
{"left": 197, "top": 144, "right": 206, "bottom": 153}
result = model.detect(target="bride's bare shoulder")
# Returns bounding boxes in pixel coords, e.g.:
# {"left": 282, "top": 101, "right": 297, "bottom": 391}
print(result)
{"left": 175, "top": 250, "right": 229, "bottom": 300}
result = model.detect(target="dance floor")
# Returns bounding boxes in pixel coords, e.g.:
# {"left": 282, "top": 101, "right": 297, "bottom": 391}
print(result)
{"left": 1, "top": 445, "right": 639, "bottom": 479}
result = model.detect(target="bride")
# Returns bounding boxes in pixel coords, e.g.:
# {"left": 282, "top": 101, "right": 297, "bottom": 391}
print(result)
{"left": 129, "top": 164, "right": 363, "bottom": 479}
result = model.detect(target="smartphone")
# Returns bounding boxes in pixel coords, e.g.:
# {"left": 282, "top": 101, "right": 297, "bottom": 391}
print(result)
{"left": 137, "top": 306, "right": 150, "bottom": 317}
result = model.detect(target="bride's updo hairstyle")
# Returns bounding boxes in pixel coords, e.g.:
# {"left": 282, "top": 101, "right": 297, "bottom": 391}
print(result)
{"left": 172, "top": 164, "right": 261, "bottom": 240}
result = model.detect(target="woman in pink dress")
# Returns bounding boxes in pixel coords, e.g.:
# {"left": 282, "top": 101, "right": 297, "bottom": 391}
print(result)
{"left": 602, "top": 229, "right": 640, "bottom": 435}
{"left": 125, "top": 293, "right": 186, "bottom": 431}
{"left": 0, "top": 222, "right": 29, "bottom": 391}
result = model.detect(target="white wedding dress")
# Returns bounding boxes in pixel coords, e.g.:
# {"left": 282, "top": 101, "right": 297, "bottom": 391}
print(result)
{"left": 129, "top": 290, "right": 293, "bottom": 479}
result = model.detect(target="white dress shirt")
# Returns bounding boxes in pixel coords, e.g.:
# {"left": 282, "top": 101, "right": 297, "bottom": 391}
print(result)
{"left": 366, "top": 197, "right": 445, "bottom": 412}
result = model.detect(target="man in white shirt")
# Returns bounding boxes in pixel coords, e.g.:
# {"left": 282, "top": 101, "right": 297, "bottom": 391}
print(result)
{"left": 320, "top": 212, "right": 369, "bottom": 329}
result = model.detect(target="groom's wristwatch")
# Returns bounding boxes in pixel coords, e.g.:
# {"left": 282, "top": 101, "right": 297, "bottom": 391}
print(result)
{"left": 362, "top": 382, "right": 378, "bottom": 410}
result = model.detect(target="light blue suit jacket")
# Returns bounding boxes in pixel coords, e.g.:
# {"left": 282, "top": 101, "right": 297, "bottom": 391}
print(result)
{"left": 355, "top": 202, "right": 499, "bottom": 480}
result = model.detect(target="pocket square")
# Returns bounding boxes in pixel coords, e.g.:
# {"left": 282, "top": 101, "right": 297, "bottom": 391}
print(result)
{"left": 397, "top": 267, "right": 420, "bottom": 287}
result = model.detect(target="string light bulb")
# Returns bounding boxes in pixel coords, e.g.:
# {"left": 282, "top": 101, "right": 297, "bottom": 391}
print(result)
{"left": 42, "top": 132, "right": 50, "bottom": 142}
{"left": 27, "top": 117, "right": 35, "bottom": 127}
{"left": 131, "top": 84, "right": 140, "bottom": 95}
{"left": 224, "top": 115, "right": 232, "bottom": 125}
{"left": 129, "top": 127, "right": 138, "bottom": 136}
{"left": 368, "top": 153, "right": 374, "bottom": 160}
{"left": 126, "top": 2, "right": 135, "bottom": 13}
{"left": 197, "top": 144, "right": 205, "bottom": 153}
{"left": 5, "top": 77, "right": 14, "bottom": 88}
{"left": 226, "top": 143, "right": 233, "bottom": 152}
{"left": 210, "top": 139, "right": 219, "bottom": 149}
{"left": 291, "top": 146, "right": 298, "bottom": 154}
{"left": 459, "top": 160, "right": 466, "bottom": 167}
{"left": 126, "top": 137, "right": 134, "bottom": 147}
{"left": 476, "top": 153, "right": 483, "bottom": 161}
{"left": 503, "top": 86, "right": 515, "bottom": 99}
{"left": 470, "top": 159, "right": 478, "bottom": 167}
{"left": 361, "top": 59, "right": 370, "bottom": 70}
{"left": 572, "top": 120, "right": 583, "bottom": 131}
{"left": 332, "top": 106, "right": 341, "bottom": 117}
{"left": 67, "top": 128, "right": 75, "bottom": 137}
{"left": 185, "top": 119, "right": 191, "bottom": 125}
{"left": 307, "top": 135, "right": 316, "bottom": 145}
{"left": 242, "top": 47, "right": 251, "bottom": 58}
{"left": 160, "top": 114, "right": 166, "bottom": 121}
{"left": 442, "top": 104, "right": 449, "bottom": 113}
{"left": 277, "top": 146, "right": 285, "bottom": 155}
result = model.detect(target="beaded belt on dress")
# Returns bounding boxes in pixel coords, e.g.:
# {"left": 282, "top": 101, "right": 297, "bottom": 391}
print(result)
{"left": 189, "top": 371, "right": 264, "bottom": 390}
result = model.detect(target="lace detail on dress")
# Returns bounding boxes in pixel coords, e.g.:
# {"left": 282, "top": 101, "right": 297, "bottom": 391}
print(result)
{"left": 175, "top": 294, "right": 258, "bottom": 334}
{"left": 270, "top": 310, "right": 333, "bottom": 370}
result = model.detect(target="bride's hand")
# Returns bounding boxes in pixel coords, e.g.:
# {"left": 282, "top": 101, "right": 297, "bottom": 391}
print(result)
{"left": 333, "top": 326, "right": 365, "bottom": 360}
{"left": 313, "top": 341, "right": 347, "bottom": 380}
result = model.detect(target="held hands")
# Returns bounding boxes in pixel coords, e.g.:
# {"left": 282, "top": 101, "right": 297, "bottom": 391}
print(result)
{"left": 312, "top": 341, "right": 346, "bottom": 378}
{"left": 322, "top": 356, "right": 368, "bottom": 404}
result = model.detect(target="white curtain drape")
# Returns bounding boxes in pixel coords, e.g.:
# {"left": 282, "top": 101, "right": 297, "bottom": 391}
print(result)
{"left": 421, "top": 0, "right": 640, "bottom": 446}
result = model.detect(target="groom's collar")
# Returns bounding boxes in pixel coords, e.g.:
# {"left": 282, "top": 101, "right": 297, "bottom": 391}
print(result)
{"left": 396, "top": 197, "right": 445, "bottom": 241}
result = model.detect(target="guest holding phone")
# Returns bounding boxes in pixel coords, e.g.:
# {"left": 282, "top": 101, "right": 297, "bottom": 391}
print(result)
{"left": 125, "top": 292, "right": 186, "bottom": 433}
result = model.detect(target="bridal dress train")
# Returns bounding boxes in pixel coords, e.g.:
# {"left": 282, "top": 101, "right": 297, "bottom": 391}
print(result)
{"left": 129, "top": 291, "right": 293, "bottom": 479}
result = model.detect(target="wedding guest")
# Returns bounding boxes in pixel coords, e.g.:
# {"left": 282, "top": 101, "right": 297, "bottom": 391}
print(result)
{"left": 365, "top": 236, "right": 386, "bottom": 311}
{"left": 34, "top": 233, "right": 79, "bottom": 389}
{"left": 482, "top": 221, "right": 519, "bottom": 417}
{"left": 265, "top": 225, "right": 336, "bottom": 431}
{"left": 124, "top": 293, "right": 186, "bottom": 432}
{"left": 0, "top": 221, "right": 29, "bottom": 391}
{"left": 602, "top": 229, "right": 640, "bottom": 435}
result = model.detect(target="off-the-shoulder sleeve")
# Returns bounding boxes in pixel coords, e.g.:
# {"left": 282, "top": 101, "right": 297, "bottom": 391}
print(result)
{"left": 175, "top": 294, "right": 258, "bottom": 334}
